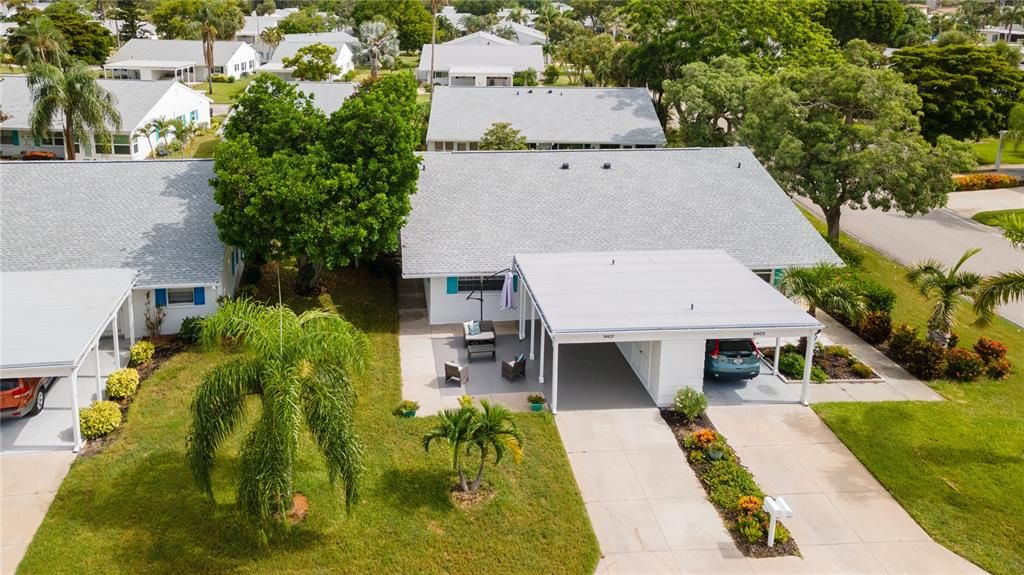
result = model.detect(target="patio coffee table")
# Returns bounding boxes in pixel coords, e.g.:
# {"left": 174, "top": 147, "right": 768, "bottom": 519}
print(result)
{"left": 467, "top": 341, "right": 496, "bottom": 360}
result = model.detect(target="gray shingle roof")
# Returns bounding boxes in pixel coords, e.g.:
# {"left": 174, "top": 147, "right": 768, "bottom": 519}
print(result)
{"left": 426, "top": 86, "right": 666, "bottom": 146}
{"left": 107, "top": 38, "right": 250, "bottom": 66}
{"left": 417, "top": 44, "right": 544, "bottom": 73}
{"left": 1, "top": 160, "right": 225, "bottom": 287}
{"left": 269, "top": 38, "right": 351, "bottom": 64}
{"left": 401, "top": 148, "right": 841, "bottom": 277}
{"left": 282, "top": 31, "right": 356, "bottom": 44}
{"left": 292, "top": 81, "right": 356, "bottom": 114}
{"left": 443, "top": 31, "right": 517, "bottom": 46}
{"left": 0, "top": 75, "right": 203, "bottom": 132}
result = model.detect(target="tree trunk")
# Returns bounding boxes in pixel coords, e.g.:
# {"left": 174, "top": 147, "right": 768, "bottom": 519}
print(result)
{"left": 294, "top": 256, "right": 323, "bottom": 295}
{"left": 824, "top": 205, "right": 842, "bottom": 241}
{"left": 63, "top": 116, "right": 75, "bottom": 160}
{"left": 453, "top": 449, "right": 469, "bottom": 492}
{"left": 469, "top": 446, "right": 487, "bottom": 492}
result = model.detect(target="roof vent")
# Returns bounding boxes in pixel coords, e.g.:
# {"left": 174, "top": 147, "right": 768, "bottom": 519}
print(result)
{"left": 548, "top": 89, "right": 553, "bottom": 94}
{"left": 560, "top": 162, "right": 570, "bottom": 170}
{"left": 602, "top": 162, "right": 612, "bottom": 170}
{"left": 737, "top": 162, "right": 742, "bottom": 168}
{"left": 528, "top": 89, "right": 533, "bottom": 93}
{"left": 516, "top": 90, "right": 520, "bottom": 95}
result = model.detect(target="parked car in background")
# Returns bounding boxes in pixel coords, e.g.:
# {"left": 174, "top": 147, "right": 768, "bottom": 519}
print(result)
{"left": 1, "top": 377, "right": 55, "bottom": 419}
{"left": 704, "top": 339, "right": 761, "bottom": 379}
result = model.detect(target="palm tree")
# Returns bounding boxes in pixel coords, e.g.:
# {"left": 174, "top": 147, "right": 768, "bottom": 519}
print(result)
{"left": 353, "top": 21, "right": 399, "bottom": 79}
{"left": 189, "top": 0, "right": 244, "bottom": 95}
{"left": 147, "top": 116, "right": 174, "bottom": 151}
{"left": 906, "top": 249, "right": 986, "bottom": 346}
{"left": 506, "top": 6, "right": 529, "bottom": 25}
{"left": 778, "top": 263, "right": 866, "bottom": 319}
{"left": 975, "top": 215, "right": 1024, "bottom": 322}
{"left": 1001, "top": 0, "right": 1024, "bottom": 39}
{"left": 186, "top": 298, "right": 368, "bottom": 526}
{"left": 467, "top": 401, "right": 523, "bottom": 492}
{"left": 422, "top": 406, "right": 478, "bottom": 492}
{"left": 15, "top": 16, "right": 68, "bottom": 67}
{"left": 259, "top": 26, "right": 284, "bottom": 53}
{"left": 133, "top": 125, "right": 154, "bottom": 157}
{"left": 534, "top": 1, "right": 561, "bottom": 33}
{"left": 28, "top": 61, "right": 121, "bottom": 160}
{"left": 180, "top": 122, "right": 205, "bottom": 157}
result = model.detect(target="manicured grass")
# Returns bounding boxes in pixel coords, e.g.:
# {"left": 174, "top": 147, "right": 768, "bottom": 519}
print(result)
{"left": 20, "top": 266, "right": 599, "bottom": 574}
{"left": 0, "top": 64, "right": 24, "bottom": 75}
{"left": 803, "top": 211, "right": 1024, "bottom": 575}
{"left": 972, "top": 137, "right": 1024, "bottom": 165}
{"left": 192, "top": 75, "right": 253, "bottom": 104}
{"left": 973, "top": 208, "right": 1024, "bottom": 229}
{"left": 352, "top": 55, "right": 420, "bottom": 83}
{"left": 189, "top": 133, "right": 220, "bottom": 158}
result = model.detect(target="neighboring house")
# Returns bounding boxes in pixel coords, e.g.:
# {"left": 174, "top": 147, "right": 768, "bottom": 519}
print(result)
{"left": 444, "top": 31, "right": 517, "bottom": 47}
{"left": 0, "top": 75, "right": 212, "bottom": 160}
{"left": 417, "top": 44, "right": 545, "bottom": 86}
{"left": 981, "top": 25, "right": 1024, "bottom": 44}
{"left": 400, "top": 147, "right": 841, "bottom": 325}
{"left": 235, "top": 8, "right": 300, "bottom": 60}
{"left": 292, "top": 81, "right": 356, "bottom": 114}
{"left": 98, "top": 18, "right": 156, "bottom": 38}
{"left": 262, "top": 32, "right": 355, "bottom": 81}
{"left": 503, "top": 21, "right": 546, "bottom": 46}
{"left": 426, "top": 86, "right": 666, "bottom": 151}
{"left": 105, "top": 38, "right": 260, "bottom": 82}
{"left": 0, "top": 160, "right": 243, "bottom": 335}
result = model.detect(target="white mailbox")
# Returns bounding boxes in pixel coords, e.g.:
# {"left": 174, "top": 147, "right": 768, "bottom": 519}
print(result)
{"left": 762, "top": 496, "right": 793, "bottom": 547}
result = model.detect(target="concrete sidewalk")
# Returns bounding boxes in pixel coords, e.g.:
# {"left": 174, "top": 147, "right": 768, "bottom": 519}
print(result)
{"left": 1, "top": 451, "right": 75, "bottom": 575}
{"left": 945, "top": 188, "right": 1024, "bottom": 219}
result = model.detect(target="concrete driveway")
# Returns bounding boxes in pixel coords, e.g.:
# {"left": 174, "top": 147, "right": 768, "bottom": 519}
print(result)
{"left": 799, "top": 200, "right": 1024, "bottom": 327}
{"left": 945, "top": 188, "right": 1024, "bottom": 219}
{"left": 1, "top": 451, "right": 74, "bottom": 575}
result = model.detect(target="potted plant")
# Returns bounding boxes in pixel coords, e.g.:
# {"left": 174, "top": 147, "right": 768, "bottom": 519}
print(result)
{"left": 393, "top": 400, "right": 420, "bottom": 418}
{"left": 527, "top": 394, "right": 545, "bottom": 412}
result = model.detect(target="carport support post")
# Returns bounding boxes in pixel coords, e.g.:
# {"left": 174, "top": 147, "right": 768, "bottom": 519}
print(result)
{"left": 773, "top": 337, "right": 781, "bottom": 375}
{"left": 518, "top": 287, "right": 526, "bottom": 340}
{"left": 127, "top": 294, "right": 136, "bottom": 345}
{"left": 800, "top": 331, "right": 816, "bottom": 406}
{"left": 538, "top": 323, "right": 546, "bottom": 384}
{"left": 94, "top": 341, "right": 103, "bottom": 400}
{"left": 551, "top": 341, "right": 559, "bottom": 414}
{"left": 69, "top": 367, "right": 82, "bottom": 452}
{"left": 111, "top": 312, "right": 120, "bottom": 369}
{"left": 529, "top": 300, "right": 536, "bottom": 360}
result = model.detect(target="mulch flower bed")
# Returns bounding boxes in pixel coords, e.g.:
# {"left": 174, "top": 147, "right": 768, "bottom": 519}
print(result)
{"left": 661, "top": 409, "right": 800, "bottom": 558}
{"left": 762, "top": 345, "right": 879, "bottom": 382}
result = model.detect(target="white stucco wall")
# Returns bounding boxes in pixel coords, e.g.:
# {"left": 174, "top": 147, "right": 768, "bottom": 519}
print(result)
{"left": 616, "top": 338, "right": 704, "bottom": 407}
{"left": 224, "top": 44, "right": 261, "bottom": 79}
{"left": 425, "top": 276, "right": 520, "bottom": 325}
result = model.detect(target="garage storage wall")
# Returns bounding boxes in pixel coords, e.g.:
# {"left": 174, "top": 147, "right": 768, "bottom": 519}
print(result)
{"left": 617, "top": 339, "right": 704, "bottom": 407}
{"left": 425, "top": 275, "right": 519, "bottom": 325}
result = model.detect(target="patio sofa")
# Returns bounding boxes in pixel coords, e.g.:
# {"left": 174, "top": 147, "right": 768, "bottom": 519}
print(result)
{"left": 462, "top": 320, "right": 496, "bottom": 360}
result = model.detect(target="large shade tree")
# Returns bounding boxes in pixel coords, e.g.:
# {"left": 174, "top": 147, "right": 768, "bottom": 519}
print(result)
{"left": 186, "top": 299, "right": 368, "bottom": 529}
{"left": 282, "top": 43, "right": 341, "bottom": 81}
{"left": 663, "top": 55, "right": 759, "bottom": 147}
{"left": 28, "top": 60, "right": 122, "bottom": 160}
{"left": 819, "top": 0, "right": 905, "bottom": 45}
{"left": 351, "top": 0, "right": 432, "bottom": 50}
{"left": 740, "top": 60, "right": 976, "bottom": 240}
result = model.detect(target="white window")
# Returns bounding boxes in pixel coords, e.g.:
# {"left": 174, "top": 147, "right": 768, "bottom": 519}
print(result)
{"left": 457, "top": 276, "right": 505, "bottom": 293}
{"left": 241, "top": 62, "right": 246, "bottom": 71}
{"left": 167, "top": 288, "right": 195, "bottom": 305}
{"left": 234, "top": 63, "right": 239, "bottom": 72}
{"left": 37, "top": 131, "right": 64, "bottom": 147}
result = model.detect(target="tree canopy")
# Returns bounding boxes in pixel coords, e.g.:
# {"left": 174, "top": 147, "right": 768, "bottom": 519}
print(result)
{"left": 819, "top": 0, "right": 905, "bottom": 45}
{"left": 282, "top": 43, "right": 340, "bottom": 81}
{"left": 276, "top": 7, "right": 335, "bottom": 34}
{"left": 351, "top": 0, "right": 432, "bottom": 50}
{"left": 479, "top": 122, "right": 528, "bottom": 150}
{"left": 663, "top": 55, "right": 758, "bottom": 147}
{"left": 150, "top": 0, "right": 242, "bottom": 40}
{"left": 116, "top": 0, "right": 148, "bottom": 43}
{"left": 7, "top": 3, "right": 114, "bottom": 65}
{"left": 890, "top": 43, "right": 1024, "bottom": 142}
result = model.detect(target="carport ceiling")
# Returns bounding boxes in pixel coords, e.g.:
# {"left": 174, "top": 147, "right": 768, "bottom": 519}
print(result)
{"left": 514, "top": 250, "right": 822, "bottom": 336}
{"left": 1, "top": 269, "right": 136, "bottom": 377}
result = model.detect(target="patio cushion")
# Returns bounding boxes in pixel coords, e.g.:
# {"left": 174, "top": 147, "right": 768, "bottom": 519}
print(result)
{"left": 516, "top": 353, "right": 525, "bottom": 363}
{"left": 467, "top": 321, "right": 481, "bottom": 336}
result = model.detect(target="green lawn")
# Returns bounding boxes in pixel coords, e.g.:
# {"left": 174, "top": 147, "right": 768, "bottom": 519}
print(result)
{"left": 972, "top": 137, "right": 1024, "bottom": 165}
{"left": 803, "top": 212, "right": 1024, "bottom": 575}
{"left": 352, "top": 55, "right": 420, "bottom": 83}
{"left": 973, "top": 208, "right": 1024, "bottom": 229}
{"left": 0, "top": 64, "right": 23, "bottom": 75}
{"left": 192, "top": 75, "right": 254, "bottom": 104}
{"left": 19, "top": 266, "right": 599, "bottom": 574}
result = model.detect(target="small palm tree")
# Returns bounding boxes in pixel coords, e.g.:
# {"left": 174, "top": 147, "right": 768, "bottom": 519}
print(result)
{"left": 15, "top": 16, "right": 68, "bottom": 67}
{"left": 133, "top": 125, "right": 154, "bottom": 157}
{"left": 147, "top": 116, "right": 174, "bottom": 151}
{"left": 259, "top": 26, "right": 284, "bottom": 53}
{"left": 467, "top": 401, "right": 523, "bottom": 492}
{"left": 906, "top": 249, "right": 986, "bottom": 346}
{"left": 422, "top": 406, "right": 478, "bottom": 492}
{"left": 353, "top": 21, "right": 399, "bottom": 79}
{"left": 186, "top": 298, "right": 369, "bottom": 527}
{"left": 506, "top": 6, "right": 529, "bottom": 25}
{"left": 975, "top": 215, "right": 1024, "bottom": 322}
{"left": 779, "top": 263, "right": 866, "bottom": 319}
{"left": 28, "top": 61, "right": 121, "bottom": 160}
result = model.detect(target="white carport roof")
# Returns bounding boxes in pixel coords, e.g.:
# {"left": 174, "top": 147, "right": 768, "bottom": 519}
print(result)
{"left": 514, "top": 250, "right": 822, "bottom": 342}
{"left": 1, "top": 269, "right": 136, "bottom": 378}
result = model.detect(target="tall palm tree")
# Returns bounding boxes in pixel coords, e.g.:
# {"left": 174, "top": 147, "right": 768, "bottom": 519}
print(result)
{"left": 353, "top": 21, "right": 399, "bottom": 79}
{"left": 778, "top": 263, "right": 866, "bottom": 319}
{"left": 975, "top": 215, "right": 1024, "bottom": 321}
{"left": 15, "top": 16, "right": 68, "bottom": 67}
{"left": 422, "top": 405, "right": 478, "bottom": 492}
{"left": 147, "top": 116, "right": 174, "bottom": 151}
{"left": 133, "top": 125, "right": 154, "bottom": 157}
{"left": 906, "top": 249, "right": 986, "bottom": 346}
{"left": 534, "top": 1, "right": 561, "bottom": 33}
{"left": 28, "top": 61, "right": 121, "bottom": 160}
{"left": 467, "top": 401, "right": 523, "bottom": 492}
{"left": 189, "top": 0, "right": 244, "bottom": 95}
{"left": 186, "top": 298, "right": 368, "bottom": 526}
{"left": 259, "top": 25, "right": 284, "bottom": 53}
{"left": 1001, "top": 0, "right": 1024, "bottom": 39}
{"left": 506, "top": 6, "right": 529, "bottom": 25}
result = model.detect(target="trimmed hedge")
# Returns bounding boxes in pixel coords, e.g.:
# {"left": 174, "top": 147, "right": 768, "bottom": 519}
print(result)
{"left": 953, "top": 173, "right": 1019, "bottom": 191}
{"left": 105, "top": 368, "right": 139, "bottom": 399}
{"left": 80, "top": 401, "right": 121, "bottom": 439}
{"left": 129, "top": 340, "right": 155, "bottom": 367}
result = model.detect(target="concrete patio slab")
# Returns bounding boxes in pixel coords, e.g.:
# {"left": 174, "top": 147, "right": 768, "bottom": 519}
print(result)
{"left": 706, "top": 404, "right": 839, "bottom": 447}
{"left": 0, "top": 450, "right": 75, "bottom": 575}
{"left": 734, "top": 446, "right": 819, "bottom": 495}
{"left": 556, "top": 411, "right": 623, "bottom": 452}
{"left": 836, "top": 382, "right": 908, "bottom": 403}
{"left": 772, "top": 493, "right": 860, "bottom": 546}
{"left": 626, "top": 448, "right": 704, "bottom": 500}
{"left": 786, "top": 442, "right": 881, "bottom": 494}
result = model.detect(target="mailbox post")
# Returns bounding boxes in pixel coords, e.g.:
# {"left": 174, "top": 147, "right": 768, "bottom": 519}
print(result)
{"left": 762, "top": 496, "right": 793, "bottom": 547}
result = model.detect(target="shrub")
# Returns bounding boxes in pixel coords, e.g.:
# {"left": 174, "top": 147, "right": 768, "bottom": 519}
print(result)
{"left": 178, "top": 316, "right": 203, "bottom": 344}
{"left": 850, "top": 361, "right": 875, "bottom": 379}
{"left": 986, "top": 357, "right": 1012, "bottom": 380}
{"left": 673, "top": 387, "right": 707, "bottom": 421}
{"left": 849, "top": 276, "right": 896, "bottom": 313}
{"left": 210, "top": 73, "right": 230, "bottom": 83}
{"left": 903, "top": 339, "right": 947, "bottom": 380}
{"left": 341, "top": 69, "right": 358, "bottom": 81}
{"left": 952, "top": 173, "right": 1019, "bottom": 191}
{"left": 887, "top": 324, "right": 919, "bottom": 363}
{"left": 778, "top": 353, "right": 828, "bottom": 382}
{"left": 823, "top": 345, "right": 851, "bottom": 360}
{"left": 973, "top": 337, "right": 1008, "bottom": 365}
{"left": 129, "top": 340, "right": 156, "bottom": 367}
{"left": 392, "top": 399, "right": 420, "bottom": 416}
{"left": 857, "top": 311, "right": 892, "bottom": 345}
{"left": 737, "top": 515, "right": 764, "bottom": 543}
{"left": 80, "top": 401, "right": 121, "bottom": 439}
{"left": 527, "top": 393, "right": 545, "bottom": 404}
{"left": 945, "top": 348, "right": 984, "bottom": 382}
{"left": 704, "top": 459, "right": 763, "bottom": 509}
{"left": 737, "top": 495, "right": 762, "bottom": 515}
{"left": 543, "top": 64, "right": 561, "bottom": 84}
{"left": 234, "top": 284, "right": 260, "bottom": 300}
{"left": 822, "top": 234, "right": 863, "bottom": 268}
{"left": 105, "top": 368, "right": 139, "bottom": 399}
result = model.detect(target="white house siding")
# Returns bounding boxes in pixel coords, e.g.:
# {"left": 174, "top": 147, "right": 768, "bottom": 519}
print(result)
{"left": 425, "top": 276, "right": 519, "bottom": 325}
{"left": 224, "top": 44, "right": 261, "bottom": 79}
{"left": 652, "top": 340, "right": 706, "bottom": 404}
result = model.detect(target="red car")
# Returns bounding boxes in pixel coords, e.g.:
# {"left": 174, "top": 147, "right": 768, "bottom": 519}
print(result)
{"left": 1, "top": 377, "right": 55, "bottom": 419}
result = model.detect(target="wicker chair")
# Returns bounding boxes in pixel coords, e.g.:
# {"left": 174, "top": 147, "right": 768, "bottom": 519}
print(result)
{"left": 501, "top": 355, "right": 527, "bottom": 381}
{"left": 444, "top": 361, "right": 469, "bottom": 385}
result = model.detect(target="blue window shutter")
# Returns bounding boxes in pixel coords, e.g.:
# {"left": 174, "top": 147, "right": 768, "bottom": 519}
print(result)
{"left": 446, "top": 277, "right": 458, "bottom": 294}
{"left": 11, "top": 131, "right": 19, "bottom": 146}
{"left": 193, "top": 287, "right": 205, "bottom": 305}
{"left": 154, "top": 289, "right": 167, "bottom": 307}
{"left": 513, "top": 276, "right": 519, "bottom": 292}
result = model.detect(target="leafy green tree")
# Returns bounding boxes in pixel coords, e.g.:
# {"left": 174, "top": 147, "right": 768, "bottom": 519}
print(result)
{"left": 460, "top": 13, "right": 499, "bottom": 33}
{"left": 151, "top": 0, "right": 201, "bottom": 39}
{"left": 116, "top": 0, "right": 148, "bottom": 43}
{"left": 93, "top": 0, "right": 116, "bottom": 21}
{"left": 19, "top": 2, "right": 114, "bottom": 65}
{"left": 282, "top": 43, "right": 340, "bottom": 81}
{"left": 975, "top": 216, "right": 1024, "bottom": 322}
{"left": 223, "top": 74, "right": 327, "bottom": 157}
{"left": 353, "top": 20, "right": 399, "bottom": 79}
{"left": 255, "top": 0, "right": 275, "bottom": 16}
{"left": 214, "top": 73, "right": 420, "bottom": 293}
{"left": 740, "top": 61, "right": 976, "bottom": 240}
{"left": 479, "top": 121, "right": 527, "bottom": 150}
{"left": 513, "top": 67, "right": 538, "bottom": 86}
{"left": 779, "top": 263, "right": 866, "bottom": 319}
{"left": 27, "top": 60, "right": 122, "bottom": 160}
{"left": 842, "top": 38, "right": 886, "bottom": 69}
{"left": 351, "top": 0, "right": 432, "bottom": 50}
{"left": 557, "top": 32, "right": 617, "bottom": 86}
{"left": 452, "top": 0, "right": 510, "bottom": 16}
{"left": 9, "top": 15, "right": 68, "bottom": 67}
{"left": 890, "top": 44, "right": 1024, "bottom": 142}
{"left": 663, "top": 55, "right": 759, "bottom": 146}
{"left": 906, "top": 249, "right": 986, "bottom": 346}
{"left": 186, "top": 299, "right": 368, "bottom": 529}
{"left": 423, "top": 400, "right": 523, "bottom": 493}
{"left": 819, "top": 0, "right": 905, "bottom": 45}
{"left": 277, "top": 6, "right": 333, "bottom": 34}
{"left": 892, "top": 5, "right": 931, "bottom": 47}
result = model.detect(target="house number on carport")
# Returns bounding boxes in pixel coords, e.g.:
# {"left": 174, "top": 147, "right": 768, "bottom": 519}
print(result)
{"left": 603, "top": 334, "right": 615, "bottom": 339}
{"left": 752, "top": 331, "right": 766, "bottom": 336}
